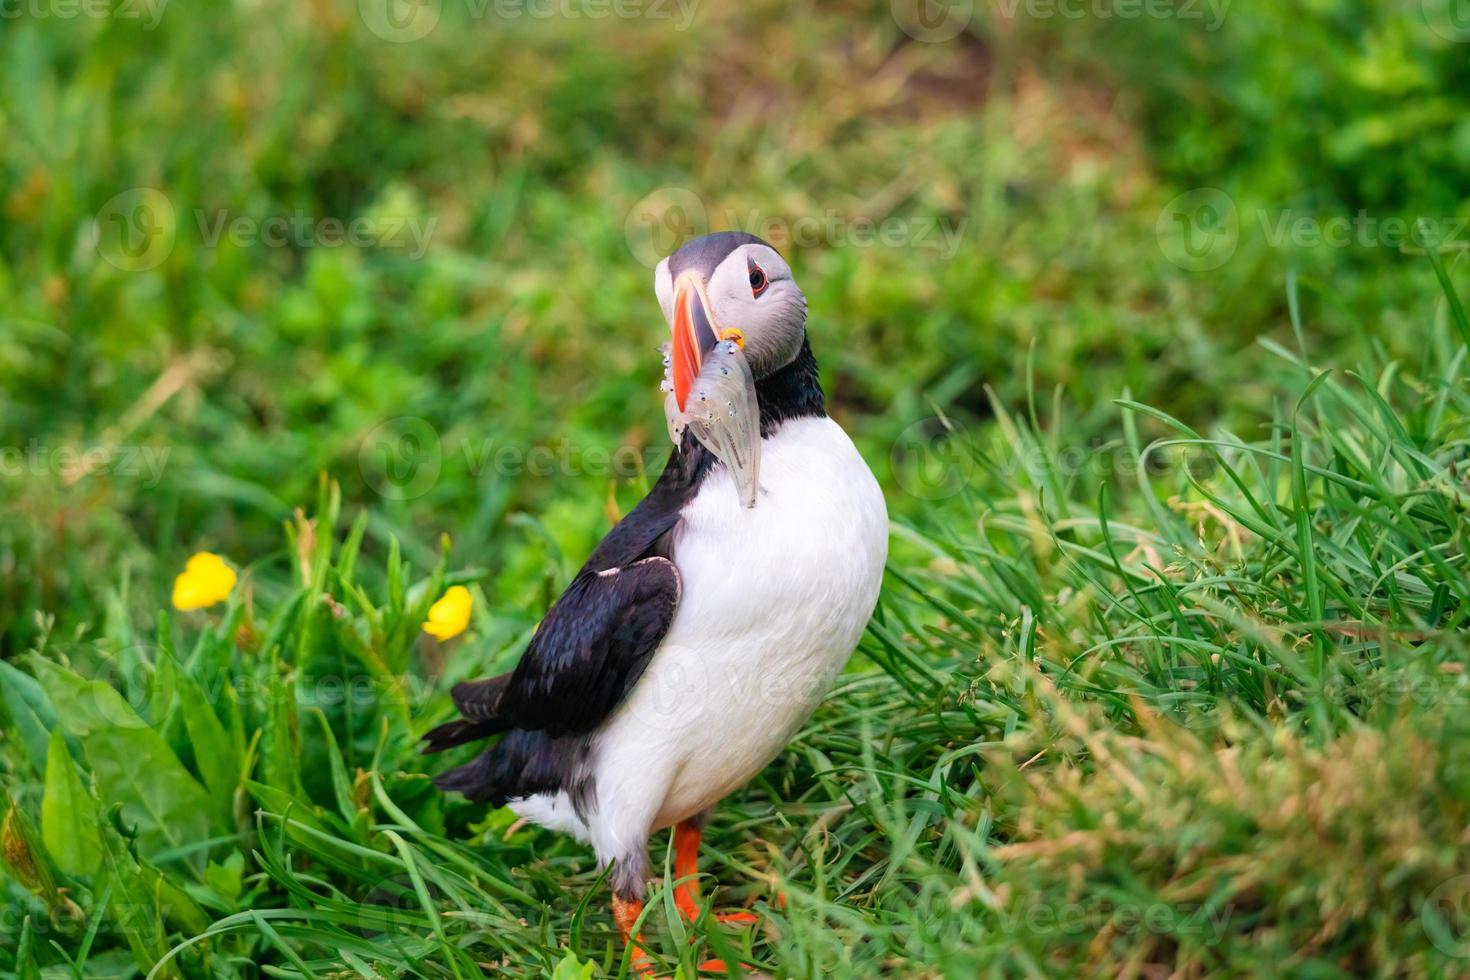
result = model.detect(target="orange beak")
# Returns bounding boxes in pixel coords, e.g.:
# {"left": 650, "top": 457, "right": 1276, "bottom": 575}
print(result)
{"left": 671, "top": 273, "right": 719, "bottom": 411}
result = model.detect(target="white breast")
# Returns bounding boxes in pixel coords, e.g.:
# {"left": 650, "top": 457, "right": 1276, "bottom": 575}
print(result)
{"left": 583, "top": 416, "right": 888, "bottom": 851}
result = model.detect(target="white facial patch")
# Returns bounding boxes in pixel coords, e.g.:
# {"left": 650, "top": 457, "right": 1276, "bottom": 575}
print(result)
{"left": 653, "top": 257, "right": 675, "bottom": 326}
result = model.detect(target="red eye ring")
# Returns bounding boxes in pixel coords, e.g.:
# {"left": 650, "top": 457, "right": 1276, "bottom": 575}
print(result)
{"left": 748, "top": 260, "right": 769, "bottom": 298}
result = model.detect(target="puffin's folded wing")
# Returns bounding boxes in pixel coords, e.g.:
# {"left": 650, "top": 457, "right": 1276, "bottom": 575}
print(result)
{"left": 495, "top": 556, "right": 681, "bottom": 738}
{"left": 451, "top": 672, "right": 512, "bottom": 720}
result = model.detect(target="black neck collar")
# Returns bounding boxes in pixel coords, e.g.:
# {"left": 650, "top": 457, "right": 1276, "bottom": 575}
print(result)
{"left": 755, "top": 335, "right": 825, "bottom": 436}
{"left": 654, "top": 335, "right": 826, "bottom": 499}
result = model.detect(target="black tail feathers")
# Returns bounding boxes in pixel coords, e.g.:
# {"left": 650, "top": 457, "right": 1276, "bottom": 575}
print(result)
{"left": 420, "top": 718, "right": 507, "bottom": 754}
{"left": 420, "top": 672, "right": 515, "bottom": 755}
{"left": 425, "top": 672, "right": 578, "bottom": 805}
{"left": 430, "top": 729, "right": 575, "bottom": 806}
{"left": 431, "top": 748, "right": 507, "bottom": 803}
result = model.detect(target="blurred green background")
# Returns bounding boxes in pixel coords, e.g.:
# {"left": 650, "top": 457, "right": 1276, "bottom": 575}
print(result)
{"left": 4, "top": 0, "right": 1466, "bottom": 651}
{"left": 5, "top": 0, "right": 1470, "bottom": 976}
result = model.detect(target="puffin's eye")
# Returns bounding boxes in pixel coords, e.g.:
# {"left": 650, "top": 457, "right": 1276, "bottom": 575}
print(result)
{"left": 748, "top": 261, "right": 768, "bottom": 298}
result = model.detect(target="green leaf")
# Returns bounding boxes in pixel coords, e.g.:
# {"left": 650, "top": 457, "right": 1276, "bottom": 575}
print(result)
{"left": 96, "top": 806, "right": 210, "bottom": 975}
{"left": 0, "top": 660, "right": 59, "bottom": 776}
{"left": 42, "top": 728, "right": 103, "bottom": 876}
{"left": 1424, "top": 232, "right": 1470, "bottom": 350}
{"left": 0, "top": 790, "right": 61, "bottom": 907}
{"left": 14, "top": 913, "right": 41, "bottom": 980}
{"left": 163, "top": 647, "right": 240, "bottom": 832}
{"left": 261, "top": 656, "right": 309, "bottom": 804}
{"left": 29, "top": 657, "right": 149, "bottom": 737}
{"left": 204, "top": 850, "right": 245, "bottom": 902}
{"left": 147, "top": 628, "right": 178, "bottom": 728}
{"left": 550, "top": 949, "right": 596, "bottom": 980}
{"left": 338, "top": 509, "right": 369, "bottom": 585}
{"left": 30, "top": 656, "right": 212, "bottom": 871}
{"left": 245, "top": 780, "right": 328, "bottom": 836}
{"left": 85, "top": 726, "right": 212, "bottom": 874}
{"left": 311, "top": 708, "right": 359, "bottom": 825}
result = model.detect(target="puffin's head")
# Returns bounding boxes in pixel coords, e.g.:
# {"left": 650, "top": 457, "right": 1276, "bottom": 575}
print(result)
{"left": 655, "top": 231, "right": 807, "bottom": 411}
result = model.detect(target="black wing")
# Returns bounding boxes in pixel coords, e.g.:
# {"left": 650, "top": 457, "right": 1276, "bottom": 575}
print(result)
{"left": 493, "top": 556, "right": 680, "bottom": 736}
{"left": 422, "top": 439, "right": 712, "bottom": 754}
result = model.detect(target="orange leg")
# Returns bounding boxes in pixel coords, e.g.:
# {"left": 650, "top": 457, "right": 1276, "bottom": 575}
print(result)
{"left": 672, "top": 820, "right": 760, "bottom": 928}
{"left": 613, "top": 893, "right": 653, "bottom": 975}
{"left": 673, "top": 820, "right": 704, "bottom": 922}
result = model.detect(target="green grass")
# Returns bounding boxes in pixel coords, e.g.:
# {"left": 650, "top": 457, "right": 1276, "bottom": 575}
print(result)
{"left": 4, "top": 1, "right": 1470, "bottom": 977}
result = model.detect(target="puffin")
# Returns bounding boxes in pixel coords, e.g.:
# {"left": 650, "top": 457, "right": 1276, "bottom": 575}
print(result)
{"left": 423, "top": 231, "right": 888, "bottom": 972}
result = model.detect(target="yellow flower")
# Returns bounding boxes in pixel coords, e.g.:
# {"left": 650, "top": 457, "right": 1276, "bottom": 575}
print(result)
{"left": 172, "top": 552, "right": 237, "bottom": 611}
{"left": 422, "top": 585, "right": 473, "bottom": 640}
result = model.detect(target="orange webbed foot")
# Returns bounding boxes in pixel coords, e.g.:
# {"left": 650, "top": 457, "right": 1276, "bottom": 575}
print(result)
{"left": 672, "top": 818, "right": 772, "bottom": 933}
{"left": 673, "top": 820, "right": 764, "bottom": 927}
